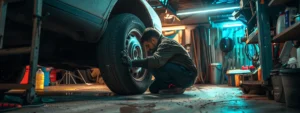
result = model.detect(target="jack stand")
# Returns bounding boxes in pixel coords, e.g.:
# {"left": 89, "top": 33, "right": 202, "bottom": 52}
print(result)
{"left": 59, "top": 70, "right": 87, "bottom": 84}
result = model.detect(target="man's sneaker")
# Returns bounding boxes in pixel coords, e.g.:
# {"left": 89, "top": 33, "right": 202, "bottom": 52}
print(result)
{"left": 158, "top": 88, "right": 185, "bottom": 95}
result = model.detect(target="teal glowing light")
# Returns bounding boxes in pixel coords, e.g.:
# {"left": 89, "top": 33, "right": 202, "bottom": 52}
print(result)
{"left": 159, "top": 0, "right": 169, "bottom": 6}
{"left": 177, "top": 6, "right": 240, "bottom": 15}
{"left": 223, "top": 23, "right": 243, "bottom": 28}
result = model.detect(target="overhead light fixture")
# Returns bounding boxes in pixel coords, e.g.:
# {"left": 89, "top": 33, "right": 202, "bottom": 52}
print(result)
{"left": 177, "top": 6, "right": 240, "bottom": 15}
{"left": 223, "top": 23, "right": 243, "bottom": 28}
{"left": 162, "top": 26, "right": 186, "bottom": 31}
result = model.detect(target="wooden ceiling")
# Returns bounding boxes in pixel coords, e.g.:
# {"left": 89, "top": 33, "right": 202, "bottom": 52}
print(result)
{"left": 169, "top": 0, "right": 205, "bottom": 11}
{"left": 167, "top": 0, "right": 238, "bottom": 10}
{"left": 147, "top": 0, "right": 240, "bottom": 26}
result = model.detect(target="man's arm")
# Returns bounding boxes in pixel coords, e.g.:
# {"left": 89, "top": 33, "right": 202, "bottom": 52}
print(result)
{"left": 131, "top": 43, "right": 180, "bottom": 68}
{"left": 131, "top": 59, "right": 148, "bottom": 68}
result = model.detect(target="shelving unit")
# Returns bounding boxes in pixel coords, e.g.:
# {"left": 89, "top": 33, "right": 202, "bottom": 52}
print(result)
{"left": 246, "top": 29, "right": 259, "bottom": 44}
{"left": 240, "top": 0, "right": 273, "bottom": 95}
{"left": 268, "top": 0, "right": 292, "bottom": 7}
{"left": 273, "top": 22, "right": 300, "bottom": 42}
{"left": 243, "top": 80, "right": 263, "bottom": 85}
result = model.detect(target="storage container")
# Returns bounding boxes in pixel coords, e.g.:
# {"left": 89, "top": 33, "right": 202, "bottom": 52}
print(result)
{"left": 280, "top": 69, "right": 300, "bottom": 107}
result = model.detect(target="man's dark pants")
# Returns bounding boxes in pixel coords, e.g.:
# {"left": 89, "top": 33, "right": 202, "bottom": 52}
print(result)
{"left": 149, "top": 63, "right": 197, "bottom": 93}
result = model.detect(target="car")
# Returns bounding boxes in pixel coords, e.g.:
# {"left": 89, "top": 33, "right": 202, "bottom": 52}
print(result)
{"left": 0, "top": 0, "right": 162, "bottom": 97}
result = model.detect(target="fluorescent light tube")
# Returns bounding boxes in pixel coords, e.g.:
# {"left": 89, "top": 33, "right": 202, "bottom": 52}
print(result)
{"left": 177, "top": 6, "right": 240, "bottom": 15}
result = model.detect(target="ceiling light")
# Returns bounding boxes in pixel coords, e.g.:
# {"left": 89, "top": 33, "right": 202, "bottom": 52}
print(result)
{"left": 223, "top": 23, "right": 243, "bottom": 28}
{"left": 177, "top": 6, "right": 240, "bottom": 15}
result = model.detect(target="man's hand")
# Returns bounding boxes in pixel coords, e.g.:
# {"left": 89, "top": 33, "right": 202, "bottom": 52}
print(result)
{"left": 121, "top": 50, "right": 132, "bottom": 67}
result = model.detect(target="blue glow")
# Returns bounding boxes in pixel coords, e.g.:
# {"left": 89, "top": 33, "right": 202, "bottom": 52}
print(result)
{"left": 223, "top": 23, "right": 243, "bottom": 28}
{"left": 177, "top": 6, "right": 240, "bottom": 15}
{"left": 159, "top": 0, "right": 169, "bottom": 6}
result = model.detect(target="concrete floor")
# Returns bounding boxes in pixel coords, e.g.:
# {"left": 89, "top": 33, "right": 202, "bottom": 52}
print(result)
{"left": 1, "top": 84, "right": 300, "bottom": 113}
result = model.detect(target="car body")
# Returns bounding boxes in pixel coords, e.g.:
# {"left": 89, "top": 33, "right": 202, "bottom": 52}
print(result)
{"left": 1, "top": 0, "right": 162, "bottom": 95}
{"left": 3, "top": 0, "right": 161, "bottom": 67}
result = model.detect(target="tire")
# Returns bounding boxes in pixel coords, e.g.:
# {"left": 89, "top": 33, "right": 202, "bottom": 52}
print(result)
{"left": 98, "top": 13, "right": 151, "bottom": 95}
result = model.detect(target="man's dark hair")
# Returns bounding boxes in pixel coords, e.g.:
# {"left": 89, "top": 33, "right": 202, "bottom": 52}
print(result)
{"left": 141, "top": 28, "right": 161, "bottom": 43}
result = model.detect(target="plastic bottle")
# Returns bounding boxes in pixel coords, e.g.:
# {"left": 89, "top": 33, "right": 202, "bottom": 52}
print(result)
{"left": 35, "top": 68, "right": 44, "bottom": 90}
{"left": 41, "top": 67, "right": 50, "bottom": 86}
{"left": 276, "top": 12, "right": 285, "bottom": 35}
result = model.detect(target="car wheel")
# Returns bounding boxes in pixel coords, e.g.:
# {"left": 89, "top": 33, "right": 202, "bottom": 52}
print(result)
{"left": 98, "top": 13, "right": 151, "bottom": 95}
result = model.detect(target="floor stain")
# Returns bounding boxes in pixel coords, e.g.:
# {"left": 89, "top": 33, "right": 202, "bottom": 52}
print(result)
{"left": 119, "top": 103, "right": 164, "bottom": 113}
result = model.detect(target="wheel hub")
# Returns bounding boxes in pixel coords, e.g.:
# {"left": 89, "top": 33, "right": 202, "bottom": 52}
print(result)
{"left": 125, "top": 29, "right": 146, "bottom": 81}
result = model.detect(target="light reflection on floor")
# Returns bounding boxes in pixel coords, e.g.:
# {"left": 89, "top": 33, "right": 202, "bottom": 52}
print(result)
{"left": 1, "top": 84, "right": 300, "bottom": 113}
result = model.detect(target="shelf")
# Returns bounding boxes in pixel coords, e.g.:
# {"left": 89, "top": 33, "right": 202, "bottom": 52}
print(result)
{"left": 273, "top": 22, "right": 300, "bottom": 43}
{"left": 268, "top": 0, "right": 292, "bottom": 6}
{"left": 242, "top": 81, "right": 263, "bottom": 85}
{"left": 246, "top": 29, "right": 259, "bottom": 44}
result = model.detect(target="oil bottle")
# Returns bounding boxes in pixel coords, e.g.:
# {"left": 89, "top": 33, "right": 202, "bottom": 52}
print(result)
{"left": 35, "top": 68, "right": 45, "bottom": 90}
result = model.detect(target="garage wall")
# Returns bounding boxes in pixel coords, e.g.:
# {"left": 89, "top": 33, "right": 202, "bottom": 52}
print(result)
{"left": 211, "top": 26, "right": 254, "bottom": 70}
{"left": 163, "top": 30, "right": 184, "bottom": 44}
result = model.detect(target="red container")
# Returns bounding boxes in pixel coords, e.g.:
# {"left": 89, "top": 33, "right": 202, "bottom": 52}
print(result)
{"left": 49, "top": 69, "right": 57, "bottom": 82}
{"left": 20, "top": 66, "right": 30, "bottom": 84}
{"left": 242, "top": 66, "right": 249, "bottom": 70}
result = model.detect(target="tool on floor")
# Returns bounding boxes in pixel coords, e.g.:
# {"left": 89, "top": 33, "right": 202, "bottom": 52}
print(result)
{"left": 0, "top": 102, "right": 22, "bottom": 112}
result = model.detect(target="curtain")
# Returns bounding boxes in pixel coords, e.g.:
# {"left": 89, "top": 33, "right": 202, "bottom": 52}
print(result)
{"left": 190, "top": 26, "right": 211, "bottom": 84}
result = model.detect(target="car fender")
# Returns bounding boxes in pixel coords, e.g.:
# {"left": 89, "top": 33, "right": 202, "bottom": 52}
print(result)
{"left": 109, "top": 0, "right": 162, "bottom": 33}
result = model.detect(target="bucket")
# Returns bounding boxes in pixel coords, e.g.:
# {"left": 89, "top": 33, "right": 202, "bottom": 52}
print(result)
{"left": 280, "top": 69, "right": 300, "bottom": 108}
{"left": 50, "top": 69, "right": 57, "bottom": 83}
{"left": 272, "top": 69, "right": 285, "bottom": 103}
{"left": 210, "top": 63, "right": 222, "bottom": 84}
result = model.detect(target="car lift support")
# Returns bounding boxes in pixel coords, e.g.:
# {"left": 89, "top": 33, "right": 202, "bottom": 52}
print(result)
{"left": 256, "top": 0, "right": 273, "bottom": 82}
{"left": 0, "top": 0, "right": 43, "bottom": 104}
{"left": 239, "top": 0, "right": 273, "bottom": 95}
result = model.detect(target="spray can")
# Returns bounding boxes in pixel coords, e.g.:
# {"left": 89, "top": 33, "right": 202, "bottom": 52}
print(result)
{"left": 35, "top": 68, "right": 44, "bottom": 90}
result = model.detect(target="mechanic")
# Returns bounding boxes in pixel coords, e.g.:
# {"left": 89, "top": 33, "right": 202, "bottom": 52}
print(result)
{"left": 121, "top": 27, "right": 197, "bottom": 94}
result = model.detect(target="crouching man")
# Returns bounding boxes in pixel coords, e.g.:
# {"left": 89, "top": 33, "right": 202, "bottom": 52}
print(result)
{"left": 121, "top": 28, "right": 197, "bottom": 94}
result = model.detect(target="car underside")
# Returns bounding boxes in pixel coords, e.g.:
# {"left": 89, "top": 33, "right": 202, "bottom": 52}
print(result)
{"left": 0, "top": 0, "right": 162, "bottom": 103}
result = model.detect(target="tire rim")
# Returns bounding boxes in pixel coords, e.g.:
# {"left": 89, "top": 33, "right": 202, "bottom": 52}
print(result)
{"left": 125, "top": 29, "right": 147, "bottom": 81}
